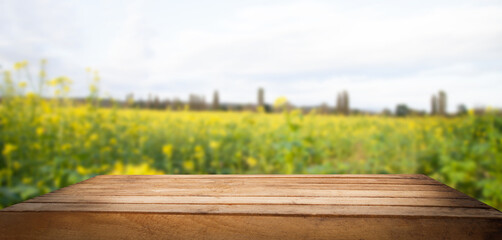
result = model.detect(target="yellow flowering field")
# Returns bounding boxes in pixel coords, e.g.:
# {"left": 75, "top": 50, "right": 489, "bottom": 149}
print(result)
{"left": 1, "top": 63, "right": 501, "bottom": 210}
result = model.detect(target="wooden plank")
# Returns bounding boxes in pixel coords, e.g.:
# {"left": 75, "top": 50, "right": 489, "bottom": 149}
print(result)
{"left": 83, "top": 178, "right": 442, "bottom": 185}
{"left": 55, "top": 183, "right": 451, "bottom": 191}
{"left": 0, "top": 212, "right": 501, "bottom": 240}
{"left": 25, "top": 196, "right": 489, "bottom": 208}
{"left": 47, "top": 188, "right": 469, "bottom": 198}
{"left": 4, "top": 203, "right": 502, "bottom": 218}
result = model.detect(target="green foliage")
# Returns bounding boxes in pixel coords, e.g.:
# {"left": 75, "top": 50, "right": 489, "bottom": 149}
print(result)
{"left": 1, "top": 61, "right": 501, "bottom": 211}
{"left": 395, "top": 104, "right": 409, "bottom": 117}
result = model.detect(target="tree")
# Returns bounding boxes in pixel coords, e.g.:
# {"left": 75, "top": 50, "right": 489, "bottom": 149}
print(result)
{"left": 395, "top": 104, "right": 410, "bottom": 117}
{"left": 342, "top": 91, "right": 349, "bottom": 115}
{"left": 257, "top": 87, "right": 264, "bottom": 108}
{"left": 457, "top": 104, "right": 467, "bottom": 116}
{"left": 438, "top": 90, "right": 447, "bottom": 116}
{"left": 381, "top": 108, "right": 392, "bottom": 116}
{"left": 212, "top": 90, "right": 219, "bottom": 110}
{"left": 335, "top": 93, "right": 341, "bottom": 114}
{"left": 153, "top": 95, "right": 160, "bottom": 109}
{"left": 125, "top": 93, "right": 134, "bottom": 108}
{"left": 431, "top": 95, "right": 438, "bottom": 115}
{"left": 335, "top": 90, "right": 350, "bottom": 115}
{"left": 172, "top": 98, "right": 183, "bottom": 110}
{"left": 319, "top": 102, "right": 328, "bottom": 114}
{"left": 189, "top": 94, "right": 206, "bottom": 110}
{"left": 147, "top": 93, "right": 152, "bottom": 109}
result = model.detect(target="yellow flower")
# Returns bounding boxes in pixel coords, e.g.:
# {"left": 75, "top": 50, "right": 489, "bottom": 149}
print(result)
{"left": 162, "top": 144, "right": 173, "bottom": 158}
{"left": 274, "top": 96, "right": 288, "bottom": 108}
{"left": 48, "top": 76, "right": 72, "bottom": 86}
{"left": 183, "top": 160, "right": 194, "bottom": 171}
{"left": 18, "top": 81, "right": 27, "bottom": 88}
{"left": 61, "top": 76, "right": 73, "bottom": 84}
{"left": 101, "top": 146, "right": 111, "bottom": 153}
{"left": 77, "top": 165, "right": 89, "bottom": 175}
{"left": 13, "top": 161, "right": 21, "bottom": 170}
{"left": 246, "top": 157, "right": 258, "bottom": 167}
{"left": 108, "top": 162, "right": 163, "bottom": 175}
{"left": 27, "top": 92, "right": 36, "bottom": 99}
{"left": 2, "top": 143, "right": 17, "bottom": 157}
{"left": 61, "top": 143, "right": 71, "bottom": 151}
{"left": 139, "top": 136, "right": 147, "bottom": 145}
{"left": 209, "top": 141, "right": 220, "bottom": 149}
{"left": 89, "top": 85, "right": 98, "bottom": 93}
{"left": 32, "top": 143, "right": 41, "bottom": 150}
{"left": 194, "top": 145, "right": 205, "bottom": 159}
{"left": 3, "top": 71, "right": 12, "bottom": 84}
{"left": 22, "top": 177, "right": 33, "bottom": 184}
{"left": 89, "top": 133, "right": 99, "bottom": 142}
{"left": 14, "top": 61, "right": 28, "bottom": 70}
{"left": 48, "top": 79, "right": 58, "bottom": 86}
{"left": 93, "top": 70, "right": 100, "bottom": 81}
{"left": 36, "top": 127, "right": 44, "bottom": 136}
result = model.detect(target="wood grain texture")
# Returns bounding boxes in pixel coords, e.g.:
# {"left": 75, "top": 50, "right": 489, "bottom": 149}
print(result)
{"left": 1, "top": 212, "right": 501, "bottom": 240}
{"left": 1, "top": 174, "right": 501, "bottom": 239}
{"left": 25, "top": 196, "right": 488, "bottom": 208}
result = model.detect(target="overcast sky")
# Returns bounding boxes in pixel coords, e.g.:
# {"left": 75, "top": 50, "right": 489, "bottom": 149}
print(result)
{"left": 1, "top": 0, "right": 501, "bottom": 112}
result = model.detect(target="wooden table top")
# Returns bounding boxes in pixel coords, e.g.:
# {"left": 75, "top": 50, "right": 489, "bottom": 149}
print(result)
{"left": 1, "top": 174, "right": 501, "bottom": 239}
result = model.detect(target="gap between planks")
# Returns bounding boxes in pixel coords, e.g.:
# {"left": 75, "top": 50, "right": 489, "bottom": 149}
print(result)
{"left": 95, "top": 174, "right": 430, "bottom": 179}
{"left": 83, "top": 178, "right": 441, "bottom": 184}
{"left": 44, "top": 189, "right": 469, "bottom": 198}
{"left": 3, "top": 203, "right": 502, "bottom": 219}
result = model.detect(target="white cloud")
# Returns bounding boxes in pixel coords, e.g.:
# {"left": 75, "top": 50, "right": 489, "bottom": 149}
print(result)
{"left": 1, "top": 0, "right": 501, "bottom": 111}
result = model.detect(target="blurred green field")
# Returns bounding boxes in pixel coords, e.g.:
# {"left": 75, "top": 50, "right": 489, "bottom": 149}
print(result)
{"left": 1, "top": 64, "right": 501, "bottom": 210}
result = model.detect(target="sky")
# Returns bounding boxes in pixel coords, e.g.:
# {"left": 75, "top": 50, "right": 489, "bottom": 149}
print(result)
{"left": 0, "top": 0, "right": 501, "bottom": 112}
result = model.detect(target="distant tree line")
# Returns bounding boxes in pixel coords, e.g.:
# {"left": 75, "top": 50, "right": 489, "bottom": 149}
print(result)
{"left": 50, "top": 88, "right": 498, "bottom": 117}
